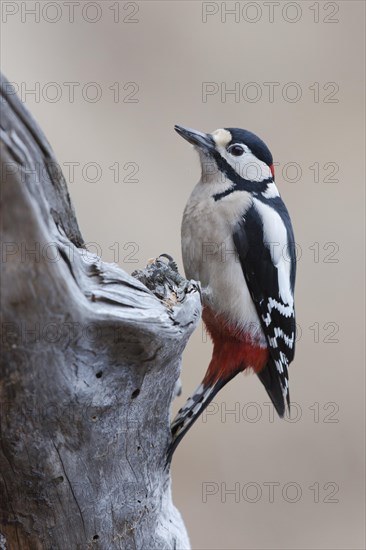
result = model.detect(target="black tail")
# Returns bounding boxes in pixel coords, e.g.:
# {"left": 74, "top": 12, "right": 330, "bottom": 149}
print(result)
{"left": 257, "top": 359, "right": 290, "bottom": 418}
{"left": 166, "top": 373, "right": 238, "bottom": 467}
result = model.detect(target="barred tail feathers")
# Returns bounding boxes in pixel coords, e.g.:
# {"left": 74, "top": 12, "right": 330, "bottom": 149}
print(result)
{"left": 166, "top": 372, "right": 237, "bottom": 465}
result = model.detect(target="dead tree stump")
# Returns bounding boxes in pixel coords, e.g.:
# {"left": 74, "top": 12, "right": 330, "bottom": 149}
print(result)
{"left": 0, "top": 73, "right": 201, "bottom": 550}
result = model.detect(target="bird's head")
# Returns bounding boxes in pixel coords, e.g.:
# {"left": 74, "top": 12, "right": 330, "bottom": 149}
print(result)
{"left": 175, "top": 125, "right": 275, "bottom": 187}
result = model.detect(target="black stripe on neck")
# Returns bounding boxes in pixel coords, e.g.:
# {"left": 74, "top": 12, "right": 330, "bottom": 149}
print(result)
{"left": 212, "top": 151, "right": 273, "bottom": 201}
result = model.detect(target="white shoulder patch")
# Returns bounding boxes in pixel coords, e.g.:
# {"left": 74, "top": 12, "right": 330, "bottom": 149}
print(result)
{"left": 253, "top": 198, "right": 293, "bottom": 306}
{"left": 212, "top": 128, "right": 232, "bottom": 148}
{"left": 262, "top": 183, "right": 280, "bottom": 199}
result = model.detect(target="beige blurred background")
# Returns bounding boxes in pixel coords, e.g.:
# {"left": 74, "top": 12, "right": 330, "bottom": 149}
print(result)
{"left": 1, "top": 1, "right": 365, "bottom": 548}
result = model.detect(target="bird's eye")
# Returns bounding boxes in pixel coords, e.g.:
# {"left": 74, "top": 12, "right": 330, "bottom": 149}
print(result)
{"left": 228, "top": 145, "right": 244, "bottom": 157}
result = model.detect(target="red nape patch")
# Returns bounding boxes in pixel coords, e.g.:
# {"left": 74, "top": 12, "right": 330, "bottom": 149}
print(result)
{"left": 202, "top": 306, "right": 269, "bottom": 387}
{"left": 270, "top": 164, "right": 275, "bottom": 178}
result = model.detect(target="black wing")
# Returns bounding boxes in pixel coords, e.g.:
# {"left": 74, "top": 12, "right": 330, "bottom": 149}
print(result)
{"left": 232, "top": 198, "right": 296, "bottom": 416}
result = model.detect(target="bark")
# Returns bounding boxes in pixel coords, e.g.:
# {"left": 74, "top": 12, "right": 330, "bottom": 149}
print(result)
{"left": 0, "top": 73, "right": 201, "bottom": 550}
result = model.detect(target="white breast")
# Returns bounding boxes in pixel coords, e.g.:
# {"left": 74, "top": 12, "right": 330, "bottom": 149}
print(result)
{"left": 181, "top": 178, "right": 265, "bottom": 343}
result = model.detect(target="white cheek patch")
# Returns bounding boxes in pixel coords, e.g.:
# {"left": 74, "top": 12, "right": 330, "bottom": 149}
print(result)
{"left": 212, "top": 128, "right": 232, "bottom": 148}
{"left": 222, "top": 149, "right": 272, "bottom": 182}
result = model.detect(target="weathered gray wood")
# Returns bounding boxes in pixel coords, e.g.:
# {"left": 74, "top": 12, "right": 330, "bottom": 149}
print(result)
{"left": 0, "top": 73, "right": 201, "bottom": 549}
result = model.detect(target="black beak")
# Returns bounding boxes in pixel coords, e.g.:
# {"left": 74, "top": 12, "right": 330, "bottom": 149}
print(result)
{"left": 174, "top": 125, "right": 215, "bottom": 153}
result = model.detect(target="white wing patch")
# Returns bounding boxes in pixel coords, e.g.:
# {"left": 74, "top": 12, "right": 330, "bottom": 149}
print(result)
{"left": 253, "top": 198, "right": 294, "bottom": 306}
{"left": 262, "top": 183, "right": 280, "bottom": 199}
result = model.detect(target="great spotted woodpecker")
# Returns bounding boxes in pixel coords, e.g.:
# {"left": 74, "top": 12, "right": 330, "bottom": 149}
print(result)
{"left": 168, "top": 125, "right": 296, "bottom": 460}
